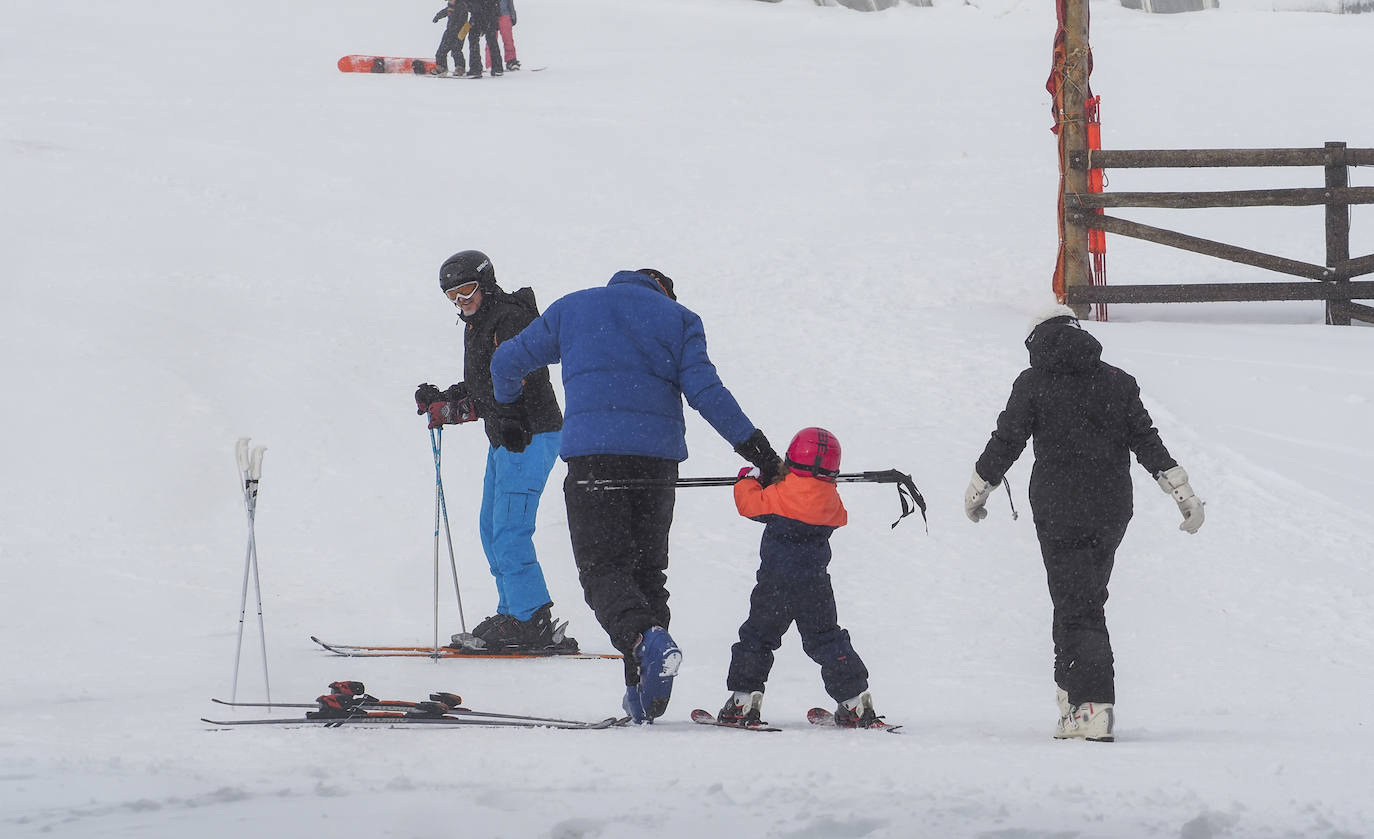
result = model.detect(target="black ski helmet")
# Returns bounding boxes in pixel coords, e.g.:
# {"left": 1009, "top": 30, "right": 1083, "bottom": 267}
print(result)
{"left": 439, "top": 250, "right": 497, "bottom": 294}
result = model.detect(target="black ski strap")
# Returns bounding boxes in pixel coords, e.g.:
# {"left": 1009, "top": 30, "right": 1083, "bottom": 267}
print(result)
{"left": 842, "top": 470, "right": 928, "bottom": 531}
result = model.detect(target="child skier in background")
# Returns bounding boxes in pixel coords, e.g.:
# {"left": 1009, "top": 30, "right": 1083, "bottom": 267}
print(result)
{"left": 718, "top": 427, "right": 888, "bottom": 729}
{"left": 431, "top": 0, "right": 469, "bottom": 77}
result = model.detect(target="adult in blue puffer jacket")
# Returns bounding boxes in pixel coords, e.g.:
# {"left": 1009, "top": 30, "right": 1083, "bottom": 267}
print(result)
{"left": 490, "top": 268, "right": 785, "bottom": 723}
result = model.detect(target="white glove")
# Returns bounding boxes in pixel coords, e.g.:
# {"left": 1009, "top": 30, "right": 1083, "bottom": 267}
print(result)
{"left": 964, "top": 470, "right": 995, "bottom": 523}
{"left": 1156, "top": 465, "right": 1204, "bottom": 534}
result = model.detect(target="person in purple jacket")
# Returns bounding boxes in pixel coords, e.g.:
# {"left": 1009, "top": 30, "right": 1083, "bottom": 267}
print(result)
{"left": 490, "top": 268, "right": 784, "bottom": 723}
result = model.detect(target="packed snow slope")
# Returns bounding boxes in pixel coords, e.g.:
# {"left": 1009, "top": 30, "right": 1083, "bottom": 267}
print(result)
{"left": 3, "top": 0, "right": 1373, "bottom": 836}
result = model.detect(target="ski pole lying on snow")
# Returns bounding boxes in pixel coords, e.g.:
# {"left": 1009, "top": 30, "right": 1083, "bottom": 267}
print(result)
{"left": 573, "top": 469, "right": 928, "bottom": 530}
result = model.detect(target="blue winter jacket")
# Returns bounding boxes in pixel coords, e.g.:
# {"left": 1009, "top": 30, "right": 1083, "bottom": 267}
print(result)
{"left": 490, "top": 270, "right": 756, "bottom": 461}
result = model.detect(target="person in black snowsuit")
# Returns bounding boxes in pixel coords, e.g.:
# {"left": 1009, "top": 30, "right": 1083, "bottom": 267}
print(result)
{"left": 465, "top": 0, "right": 503, "bottom": 78}
{"left": 432, "top": 0, "right": 469, "bottom": 76}
{"left": 964, "top": 306, "right": 1205, "bottom": 742}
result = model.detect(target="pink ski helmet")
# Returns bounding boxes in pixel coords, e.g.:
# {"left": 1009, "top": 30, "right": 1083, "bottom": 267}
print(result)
{"left": 785, "top": 427, "right": 842, "bottom": 481}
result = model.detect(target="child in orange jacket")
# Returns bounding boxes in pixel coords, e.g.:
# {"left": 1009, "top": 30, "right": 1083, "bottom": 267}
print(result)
{"left": 718, "top": 427, "right": 885, "bottom": 728}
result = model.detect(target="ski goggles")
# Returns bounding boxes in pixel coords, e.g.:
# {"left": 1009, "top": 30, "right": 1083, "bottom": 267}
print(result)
{"left": 445, "top": 281, "right": 481, "bottom": 302}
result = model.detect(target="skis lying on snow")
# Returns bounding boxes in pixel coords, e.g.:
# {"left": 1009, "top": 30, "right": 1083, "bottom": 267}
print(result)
{"left": 205, "top": 684, "right": 630, "bottom": 730}
{"left": 807, "top": 707, "right": 903, "bottom": 733}
{"left": 202, "top": 712, "right": 626, "bottom": 730}
{"left": 310, "top": 635, "right": 622, "bottom": 660}
{"left": 689, "top": 709, "right": 781, "bottom": 732}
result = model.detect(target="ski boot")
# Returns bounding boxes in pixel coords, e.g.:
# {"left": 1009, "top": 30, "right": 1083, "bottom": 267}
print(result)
{"left": 716, "top": 691, "right": 765, "bottom": 727}
{"left": 1054, "top": 700, "right": 1115, "bottom": 742}
{"left": 622, "top": 685, "right": 647, "bottom": 724}
{"left": 634, "top": 627, "right": 682, "bottom": 720}
{"left": 449, "top": 603, "right": 570, "bottom": 651}
{"left": 833, "top": 692, "right": 886, "bottom": 729}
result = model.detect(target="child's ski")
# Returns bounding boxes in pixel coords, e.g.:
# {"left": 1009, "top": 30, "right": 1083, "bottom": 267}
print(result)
{"left": 806, "top": 707, "right": 903, "bottom": 733}
{"left": 689, "top": 709, "right": 781, "bottom": 732}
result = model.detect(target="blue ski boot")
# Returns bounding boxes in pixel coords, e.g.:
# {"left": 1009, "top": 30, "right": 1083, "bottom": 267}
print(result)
{"left": 635, "top": 627, "right": 682, "bottom": 720}
{"left": 622, "top": 685, "right": 647, "bottom": 724}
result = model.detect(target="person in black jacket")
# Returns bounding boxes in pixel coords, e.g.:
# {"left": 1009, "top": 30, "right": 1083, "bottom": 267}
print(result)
{"left": 464, "top": 0, "right": 503, "bottom": 78}
{"left": 416, "top": 250, "right": 570, "bottom": 651}
{"left": 964, "top": 306, "right": 1204, "bottom": 742}
{"left": 431, "top": 0, "right": 468, "bottom": 77}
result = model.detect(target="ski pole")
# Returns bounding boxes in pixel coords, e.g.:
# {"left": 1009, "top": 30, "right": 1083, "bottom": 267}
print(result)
{"left": 430, "top": 428, "right": 468, "bottom": 658}
{"left": 434, "top": 435, "right": 466, "bottom": 633}
{"left": 430, "top": 428, "right": 442, "bottom": 658}
{"left": 247, "top": 444, "right": 270, "bottom": 703}
{"left": 572, "top": 469, "right": 928, "bottom": 530}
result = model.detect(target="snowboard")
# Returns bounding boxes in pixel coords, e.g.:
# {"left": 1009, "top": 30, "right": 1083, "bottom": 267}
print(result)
{"left": 338, "top": 55, "right": 438, "bottom": 75}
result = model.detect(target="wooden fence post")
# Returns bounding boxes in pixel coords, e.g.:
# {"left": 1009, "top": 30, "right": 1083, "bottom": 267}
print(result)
{"left": 1325, "top": 141, "right": 1352, "bottom": 325}
{"left": 1061, "top": 0, "right": 1092, "bottom": 317}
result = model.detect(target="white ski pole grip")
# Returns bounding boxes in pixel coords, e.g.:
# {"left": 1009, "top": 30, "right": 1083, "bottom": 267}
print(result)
{"left": 236, "top": 437, "right": 252, "bottom": 475}
{"left": 249, "top": 446, "right": 266, "bottom": 481}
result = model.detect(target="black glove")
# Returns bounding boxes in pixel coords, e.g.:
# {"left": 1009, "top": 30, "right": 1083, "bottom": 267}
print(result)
{"left": 415, "top": 382, "right": 444, "bottom": 414}
{"left": 733, "top": 429, "right": 784, "bottom": 484}
{"left": 495, "top": 401, "right": 532, "bottom": 453}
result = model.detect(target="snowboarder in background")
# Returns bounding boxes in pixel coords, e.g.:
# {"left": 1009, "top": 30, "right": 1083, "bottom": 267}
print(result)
{"left": 465, "top": 0, "right": 503, "bottom": 78}
{"left": 964, "top": 305, "right": 1205, "bottom": 743}
{"left": 416, "top": 250, "right": 571, "bottom": 652}
{"left": 719, "top": 427, "right": 889, "bottom": 729}
{"left": 431, "top": 0, "right": 469, "bottom": 77}
{"left": 488, "top": 0, "right": 520, "bottom": 71}
{"left": 489, "top": 268, "right": 786, "bottom": 724}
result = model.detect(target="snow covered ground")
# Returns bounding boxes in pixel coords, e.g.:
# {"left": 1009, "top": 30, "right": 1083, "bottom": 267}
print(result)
{"left": 3, "top": 0, "right": 1373, "bottom": 836}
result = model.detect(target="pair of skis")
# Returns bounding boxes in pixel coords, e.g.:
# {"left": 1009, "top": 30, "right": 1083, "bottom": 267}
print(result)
{"left": 688, "top": 707, "right": 902, "bottom": 734}
{"left": 310, "top": 636, "right": 622, "bottom": 660}
{"left": 204, "top": 688, "right": 628, "bottom": 730}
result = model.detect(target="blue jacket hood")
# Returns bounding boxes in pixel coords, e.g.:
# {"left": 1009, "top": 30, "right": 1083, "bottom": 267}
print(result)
{"left": 608, "top": 270, "right": 670, "bottom": 296}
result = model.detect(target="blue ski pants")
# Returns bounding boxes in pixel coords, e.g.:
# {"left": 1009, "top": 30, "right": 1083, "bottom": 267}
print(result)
{"left": 478, "top": 430, "right": 560, "bottom": 621}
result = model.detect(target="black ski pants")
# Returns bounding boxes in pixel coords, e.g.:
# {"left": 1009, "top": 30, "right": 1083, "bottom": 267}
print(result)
{"left": 1037, "top": 520, "right": 1128, "bottom": 707}
{"left": 564, "top": 455, "right": 677, "bottom": 686}
{"left": 727, "top": 565, "right": 868, "bottom": 704}
{"left": 466, "top": 1, "right": 502, "bottom": 73}
{"left": 436, "top": 20, "right": 466, "bottom": 73}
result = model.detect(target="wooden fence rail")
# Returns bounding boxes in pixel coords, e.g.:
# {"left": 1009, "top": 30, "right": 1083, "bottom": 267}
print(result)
{"left": 1062, "top": 141, "right": 1374, "bottom": 325}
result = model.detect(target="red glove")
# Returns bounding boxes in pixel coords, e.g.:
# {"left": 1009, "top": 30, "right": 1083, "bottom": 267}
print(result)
{"left": 737, "top": 466, "right": 761, "bottom": 481}
{"left": 427, "top": 397, "right": 478, "bottom": 429}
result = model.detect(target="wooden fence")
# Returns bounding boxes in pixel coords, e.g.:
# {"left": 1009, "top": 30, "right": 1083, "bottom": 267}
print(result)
{"left": 1062, "top": 141, "right": 1374, "bottom": 325}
